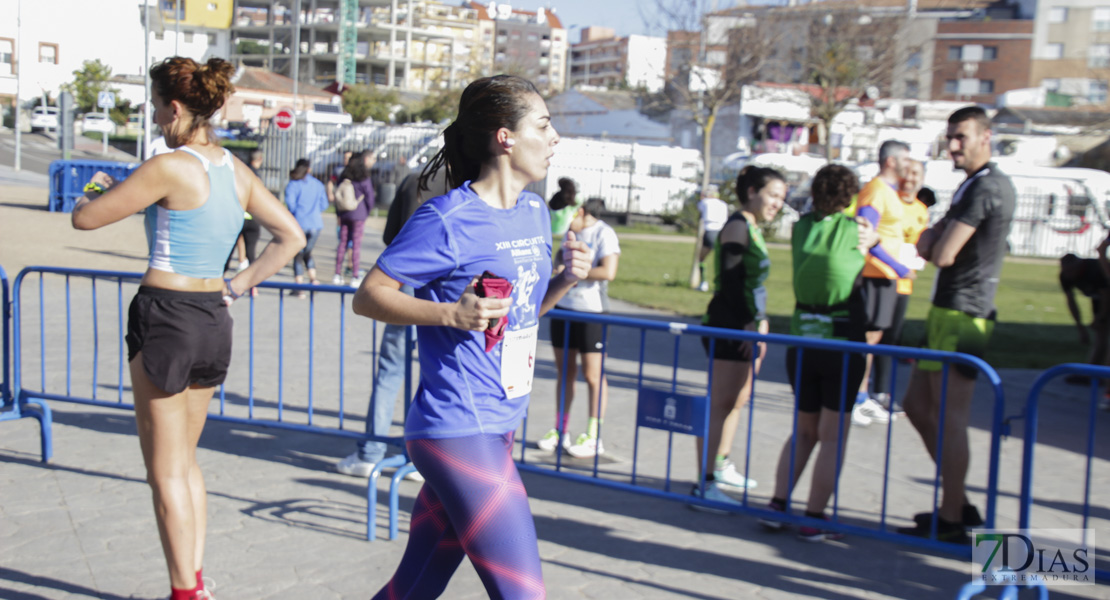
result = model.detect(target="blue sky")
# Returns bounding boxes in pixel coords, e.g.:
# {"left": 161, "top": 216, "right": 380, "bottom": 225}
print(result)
{"left": 500, "top": 0, "right": 740, "bottom": 42}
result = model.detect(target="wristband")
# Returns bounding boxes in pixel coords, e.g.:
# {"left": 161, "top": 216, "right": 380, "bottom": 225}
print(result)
{"left": 83, "top": 181, "right": 105, "bottom": 194}
{"left": 224, "top": 278, "right": 242, "bottom": 300}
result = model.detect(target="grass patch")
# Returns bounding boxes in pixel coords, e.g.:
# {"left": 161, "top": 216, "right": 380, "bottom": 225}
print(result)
{"left": 611, "top": 235, "right": 1083, "bottom": 370}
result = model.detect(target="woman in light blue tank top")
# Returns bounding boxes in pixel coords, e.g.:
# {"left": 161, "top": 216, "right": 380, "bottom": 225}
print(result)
{"left": 71, "top": 57, "right": 305, "bottom": 600}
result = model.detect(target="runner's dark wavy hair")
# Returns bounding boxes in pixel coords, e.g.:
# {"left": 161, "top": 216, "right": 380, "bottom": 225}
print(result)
{"left": 810, "top": 164, "right": 860, "bottom": 217}
{"left": 418, "top": 75, "right": 541, "bottom": 193}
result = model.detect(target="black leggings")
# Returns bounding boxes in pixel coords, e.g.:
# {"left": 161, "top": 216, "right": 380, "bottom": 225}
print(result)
{"left": 872, "top": 293, "right": 910, "bottom": 395}
{"left": 224, "top": 218, "right": 261, "bottom": 271}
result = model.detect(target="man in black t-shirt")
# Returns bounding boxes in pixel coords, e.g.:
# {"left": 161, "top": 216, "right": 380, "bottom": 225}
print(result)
{"left": 1060, "top": 252, "right": 1110, "bottom": 383}
{"left": 897, "top": 106, "right": 1016, "bottom": 543}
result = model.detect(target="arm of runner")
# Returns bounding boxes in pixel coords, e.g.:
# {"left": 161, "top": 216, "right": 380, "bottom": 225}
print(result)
{"left": 353, "top": 266, "right": 510, "bottom": 331}
{"left": 226, "top": 164, "right": 306, "bottom": 296}
{"left": 930, "top": 220, "right": 976, "bottom": 268}
{"left": 71, "top": 156, "right": 176, "bottom": 230}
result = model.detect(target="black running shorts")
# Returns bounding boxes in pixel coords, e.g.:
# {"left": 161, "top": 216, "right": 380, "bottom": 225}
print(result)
{"left": 126, "top": 286, "right": 233, "bottom": 394}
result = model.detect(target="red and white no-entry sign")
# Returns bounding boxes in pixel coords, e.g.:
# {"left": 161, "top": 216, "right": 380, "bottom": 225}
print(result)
{"left": 274, "top": 108, "right": 296, "bottom": 130}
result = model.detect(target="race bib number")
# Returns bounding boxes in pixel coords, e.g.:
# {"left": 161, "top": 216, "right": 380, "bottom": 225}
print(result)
{"left": 501, "top": 325, "right": 538, "bottom": 399}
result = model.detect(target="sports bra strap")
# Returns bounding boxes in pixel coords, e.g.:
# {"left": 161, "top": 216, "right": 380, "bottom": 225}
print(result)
{"left": 174, "top": 147, "right": 235, "bottom": 172}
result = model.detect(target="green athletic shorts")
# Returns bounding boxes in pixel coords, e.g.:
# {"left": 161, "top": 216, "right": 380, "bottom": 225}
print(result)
{"left": 917, "top": 306, "right": 994, "bottom": 379}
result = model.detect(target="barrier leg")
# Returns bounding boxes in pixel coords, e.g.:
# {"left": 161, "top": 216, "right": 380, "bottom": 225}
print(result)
{"left": 26, "top": 398, "right": 54, "bottom": 462}
{"left": 365, "top": 454, "right": 406, "bottom": 541}
{"left": 390, "top": 463, "right": 420, "bottom": 540}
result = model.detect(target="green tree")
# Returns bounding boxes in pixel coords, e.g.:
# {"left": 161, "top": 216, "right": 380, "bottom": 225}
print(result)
{"left": 109, "top": 99, "right": 133, "bottom": 126}
{"left": 398, "top": 88, "right": 461, "bottom": 124}
{"left": 63, "top": 59, "right": 117, "bottom": 114}
{"left": 341, "top": 85, "right": 398, "bottom": 123}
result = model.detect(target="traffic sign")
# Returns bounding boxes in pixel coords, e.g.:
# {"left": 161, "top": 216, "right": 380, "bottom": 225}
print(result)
{"left": 274, "top": 108, "right": 295, "bottom": 130}
{"left": 97, "top": 91, "right": 116, "bottom": 109}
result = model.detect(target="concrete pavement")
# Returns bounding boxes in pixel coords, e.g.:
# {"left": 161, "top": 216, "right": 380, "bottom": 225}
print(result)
{"left": 1, "top": 175, "right": 1107, "bottom": 599}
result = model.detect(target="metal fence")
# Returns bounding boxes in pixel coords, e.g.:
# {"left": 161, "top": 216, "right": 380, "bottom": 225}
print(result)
{"left": 9, "top": 266, "right": 417, "bottom": 539}
{"left": 1013, "top": 363, "right": 1110, "bottom": 584}
{"left": 256, "top": 122, "right": 444, "bottom": 202}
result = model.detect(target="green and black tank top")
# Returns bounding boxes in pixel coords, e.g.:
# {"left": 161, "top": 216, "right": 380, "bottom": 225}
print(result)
{"left": 703, "top": 212, "right": 769, "bottom": 330}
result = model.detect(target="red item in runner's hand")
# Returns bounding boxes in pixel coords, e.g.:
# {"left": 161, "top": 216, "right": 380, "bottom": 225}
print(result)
{"left": 475, "top": 271, "right": 513, "bottom": 352}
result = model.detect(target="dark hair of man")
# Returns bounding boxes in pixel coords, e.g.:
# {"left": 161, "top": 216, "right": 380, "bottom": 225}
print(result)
{"left": 339, "top": 151, "right": 371, "bottom": 183}
{"left": 948, "top": 105, "right": 992, "bottom": 131}
{"left": 419, "top": 74, "right": 541, "bottom": 193}
{"left": 878, "top": 140, "right": 909, "bottom": 165}
{"left": 735, "top": 165, "right": 785, "bottom": 208}
{"left": 810, "top": 164, "right": 860, "bottom": 217}
{"left": 582, "top": 197, "right": 605, "bottom": 219}
{"left": 290, "top": 158, "right": 311, "bottom": 181}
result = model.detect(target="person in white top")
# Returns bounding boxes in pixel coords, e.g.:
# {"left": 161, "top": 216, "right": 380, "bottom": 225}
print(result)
{"left": 696, "top": 184, "right": 729, "bottom": 292}
{"left": 539, "top": 198, "right": 621, "bottom": 459}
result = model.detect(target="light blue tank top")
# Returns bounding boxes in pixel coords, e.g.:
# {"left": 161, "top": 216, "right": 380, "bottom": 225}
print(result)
{"left": 144, "top": 147, "right": 243, "bottom": 279}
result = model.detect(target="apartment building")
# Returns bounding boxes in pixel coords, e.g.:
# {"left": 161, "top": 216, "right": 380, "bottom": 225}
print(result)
{"left": 0, "top": 0, "right": 229, "bottom": 118}
{"left": 231, "top": 0, "right": 488, "bottom": 91}
{"left": 1028, "top": 0, "right": 1110, "bottom": 105}
{"left": 932, "top": 19, "right": 1033, "bottom": 103}
{"left": 470, "top": 2, "right": 568, "bottom": 94}
{"left": 568, "top": 27, "right": 666, "bottom": 93}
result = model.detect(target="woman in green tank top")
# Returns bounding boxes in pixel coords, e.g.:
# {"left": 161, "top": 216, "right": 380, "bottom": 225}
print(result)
{"left": 692, "top": 166, "right": 785, "bottom": 508}
{"left": 759, "top": 164, "right": 879, "bottom": 541}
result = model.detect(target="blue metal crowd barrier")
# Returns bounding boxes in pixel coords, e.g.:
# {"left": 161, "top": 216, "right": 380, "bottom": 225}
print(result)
{"left": 522, "top": 308, "right": 1007, "bottom": 556}
{"left": 955, "top": 578, "right": 1049, "bottom": 599}
{"left": 48, "top": 160, "right": 139, "bottom": 212}
{"left": 0, "top": 265, "right": 52, "bottom": 461}
{"left": 1012, "top": 363, "right": 1110, "bottom": 584}
{"left": 10, "top": 266, "right": 415, "bottom": 540}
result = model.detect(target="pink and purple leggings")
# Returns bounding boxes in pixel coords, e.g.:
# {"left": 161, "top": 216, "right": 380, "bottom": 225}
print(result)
{"left": 372, "top": 432, "right": 545, "bottom": 600}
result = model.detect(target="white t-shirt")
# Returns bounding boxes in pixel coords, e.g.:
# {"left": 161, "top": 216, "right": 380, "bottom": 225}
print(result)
{"left": 556, "top": 219, "right": 620, "bottom": 313}
{"left": 698, "top": 197, "right": 729, "bottom": 232}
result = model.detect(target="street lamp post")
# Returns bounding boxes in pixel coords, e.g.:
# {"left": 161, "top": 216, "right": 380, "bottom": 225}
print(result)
{"left": 13, "top": 0, "right": 22, "bottom": 171}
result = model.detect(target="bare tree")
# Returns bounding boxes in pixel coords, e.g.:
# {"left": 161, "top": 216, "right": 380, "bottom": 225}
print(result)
{"left": 647, "top": 0, "right": 781, "bottom": 288}
{"left": 790, "top": 6, "right": 909, "bottom": 158}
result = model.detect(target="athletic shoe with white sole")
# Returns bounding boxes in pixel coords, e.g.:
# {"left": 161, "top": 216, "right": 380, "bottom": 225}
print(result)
{"left": 713, "top": 458, "right": 757, "bottom": 490}
{"left": 757, "top": 498, "right": 788, "bottom": 531}
{"left": 567, "top": 434, "right": 604, "bottom": 458}
{"left": 688, "top": 482, "right": 744, "bottom": 514}
{"left": 537, "top": 428, "right": 570, "bottom": 452}
{"left": 336, "top": 452, "right": 375, "bottom": 478}
{"left": 332, "top": 274, "right": 344, "bottom": 285}
{"left": 855, "top": 397, "right": 891, "bottom": 424}
{"left": 797, "top": 514, "right": 846, "bottom": 542}
{"left": 851, "top": 402, "right": 873, "bottom": 427}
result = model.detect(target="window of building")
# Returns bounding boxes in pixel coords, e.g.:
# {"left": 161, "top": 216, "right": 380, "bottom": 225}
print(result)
{"left": 905, "top": 79, "right": 919, "bottom": 98}
{"left": 983, "top": 46, "right": 998, "bottom": 60}
{"left": 0, "top": 38, "right": 14, "bottom": 75}
{"left": 944, "top": 79, "right": 958, "bottom": 94}
{"left": 948, "top": 45, "right": 961, "bottom": 61}
{"left": 527, "top": 33, "right": 538, "bottom": 42}
{"left": 1049, "top": 7, "right": 1068, "bottom": 22}
{"left": 614, "top": 156, "right": 633, "bottom": 172}
{"left": 155, "top": 31, "right": 165, "bottom": 41}
{"left": 979, "top": 79, "right": 994, "bottom": 94}
{"left": 907, "top": 51, "right": 922, "bottom": 69}
{"left": 207, "top": 33, "right": 218, "bottom": 46}
{"left": 184, "top": 32, "right": 194, "bottom": 43}
{"left": 1091, "top": 80, "right": 1109, "bottom": 103}
{"left": 38, "top": 43, "right": 57, "bottom": 64}
{"left": 649, "top": 164, "right": 672, "bottom": 177}
{"left": 1091, "top": 44, "right": 1110, "bottom": 68}
{"left": 1095, "top": 7, "right": 1110, "bottom": 31}
{"left": 1043, "top": 78, "right": 1060, "bottom": 91}
{"left": 1045, "top": 43, "right": 1064, "bottom": 59}
{"left": 902, "top": 105, "right": 918, "bottom": 121}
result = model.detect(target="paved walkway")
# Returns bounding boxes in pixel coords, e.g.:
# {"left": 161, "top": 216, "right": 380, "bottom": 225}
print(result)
{"left": 0, "top": 174, "right": 1106, "bottom": 599}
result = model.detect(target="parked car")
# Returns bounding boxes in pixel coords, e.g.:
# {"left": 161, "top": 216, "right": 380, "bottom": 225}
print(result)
{"left": 30, "top": 106, "right": 59, "bottom": 132}
{"left": 124, "top": 113, "right": 145, "bottom": 137}
{"left": 82, "top": 112, "right": 115, "bottom": 134}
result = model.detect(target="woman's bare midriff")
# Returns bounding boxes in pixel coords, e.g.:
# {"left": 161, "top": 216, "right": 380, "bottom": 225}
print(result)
{"left": 140, "top": 267, "right": 226, "bottom": 293}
